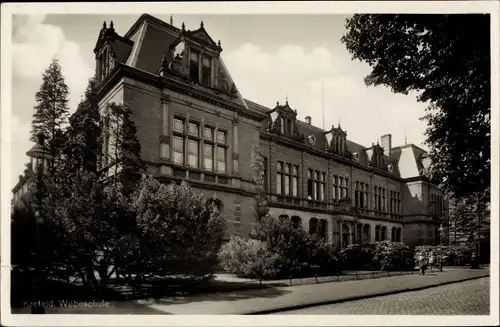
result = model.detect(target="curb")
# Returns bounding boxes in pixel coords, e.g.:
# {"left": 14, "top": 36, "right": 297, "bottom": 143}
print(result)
{"left": 246, "top": 274, "right": 490, "bottom": 315}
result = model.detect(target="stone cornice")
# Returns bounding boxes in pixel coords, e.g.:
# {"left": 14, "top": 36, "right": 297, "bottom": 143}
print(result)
{"left": 261, "top": 133, "right": 405, "bottom": 183}
{"left": 97, "top": 63, "right": 267, "bottom": 123}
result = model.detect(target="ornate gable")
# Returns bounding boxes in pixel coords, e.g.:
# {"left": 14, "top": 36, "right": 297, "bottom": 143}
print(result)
{"left": 267, "top": 100, "right": 301, "bottom": 140}
{"left": 170, "top": 22, "right": 222, "bottom": 55}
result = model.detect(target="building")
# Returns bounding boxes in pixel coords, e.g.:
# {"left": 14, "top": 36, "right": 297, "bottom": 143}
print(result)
{"left": 12, "top": 14, "right": 448, "bottom": 248}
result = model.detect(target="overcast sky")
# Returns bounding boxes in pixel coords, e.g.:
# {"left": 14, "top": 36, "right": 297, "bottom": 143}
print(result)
{"left": 10, "top": 13, "right": 429, "bottom": 187}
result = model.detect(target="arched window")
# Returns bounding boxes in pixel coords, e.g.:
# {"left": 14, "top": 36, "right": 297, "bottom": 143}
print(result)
{"left": 356, "top": 224, "right": 362, "bottom": 244}
{"left": 396, "top": 228, "right": 402, "bottom": 242}
{"left": 381, "top": 226, "right": 387, "bottom": 240}
{"left": 279, "top": 214, "right": 289, "bottom": 221}
{"left": 375, "top": 225, "right": 381, "bottom": 241}
{"left": 342, "top": 224, "right": 350, "bottom": 248}
{"left": 363, "top": 224, "right": 370, "bottom": 243}
{"left": 391, "top": 227, "right": 397, "bottom": 242}
{"left": 206, "top": 198, "right": 223, "bottom": 213}
{"left": 318, "top": 219, "right": 328, "bottom": 239}
{"left": 309, "top": 218, "right": 318, "bottom": 235}
{"left": 291, "top": 216, "right": 301, "bottom": 229}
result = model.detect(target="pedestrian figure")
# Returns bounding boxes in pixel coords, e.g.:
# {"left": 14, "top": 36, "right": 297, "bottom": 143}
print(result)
{"left": 428, "top": 253, "right": 435, "bottom": 272}
{"left": 418, "top": 253, "right": 427, "bottom": 275}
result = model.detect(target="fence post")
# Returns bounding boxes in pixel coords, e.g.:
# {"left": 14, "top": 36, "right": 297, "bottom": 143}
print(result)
{"left": 372, "top": 272, "right": 375, "bottom": 279}
{"left": 289, "top": 276, "right": 292, "bottom": 286}
{"left": 337, "top": 272, "right": 340, "bottom": 282}
{"left": 387, "top": 271, "right": 390, "bottom": 277}
{"left": 355, "top": 272, "right": 358, "bottom": 280}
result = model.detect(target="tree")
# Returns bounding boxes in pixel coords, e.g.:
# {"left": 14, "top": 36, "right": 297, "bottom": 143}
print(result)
{"left": 448, "top": 194, "right": 490, "bottom": 246}
{"left": 103, "top": 103, "right": 146, "bottom": 195}
{"left": 127, "top": 176, "right": 226, "bottom": 284}
{"left": 250, "top": 146, "right": 269, "bottom": 221}
{"left": 31, "top": 58, "right": 70, "bottom": 161}
{"left": 62, "top": 78, "right": 101, "bottom": 175}
{"left": 341, "top": 14, "right": 490, "bottom": 199}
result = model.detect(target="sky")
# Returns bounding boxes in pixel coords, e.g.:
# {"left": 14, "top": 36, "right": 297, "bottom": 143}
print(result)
{"left": 10, "top": 13, "right": 429, "bottom": 188}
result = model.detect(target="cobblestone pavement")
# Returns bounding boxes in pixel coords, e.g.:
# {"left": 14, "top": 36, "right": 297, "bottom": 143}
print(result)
{"left": 276, "top": 277, "right": 490, "bottom": 315}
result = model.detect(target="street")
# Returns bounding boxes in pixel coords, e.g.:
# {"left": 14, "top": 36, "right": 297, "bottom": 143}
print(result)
{"left": 275, "top": 277, "right": 490, "bottom": 315}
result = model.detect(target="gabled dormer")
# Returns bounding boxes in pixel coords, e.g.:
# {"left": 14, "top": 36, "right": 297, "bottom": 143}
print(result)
{"left": 324, "top": 124, "right": 348, "bottom": 156}
{"left": 166, "top": 21, "right": 224, "bottom": 90}
{"left": 94, "top": 21, "right": 133, "bottom": 85}
{"left": 267, "top": 100, "right": 300, "bottom": 140}
{"left": 369, "top": 142, "right": 386, "bottom": 169}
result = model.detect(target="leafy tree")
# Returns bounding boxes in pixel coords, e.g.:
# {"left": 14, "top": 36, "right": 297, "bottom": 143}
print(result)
{"left": 31, "top": 58, "right": 70, "bottom": 161}
{"left": 448, "top": 194, "right": 490, "bottom": 246}
{"left": 341, "top": 14, "right": 490, "bottom": 199}
{"left": 250, "top": 145, "right": 269, "bottom": 221}
{"left": 127, "top": 176, "right": 226, "bottom": 284}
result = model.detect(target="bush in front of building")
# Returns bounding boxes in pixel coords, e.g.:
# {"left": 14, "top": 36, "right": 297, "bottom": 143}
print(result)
{"left": 128, "top": 176, "right": 226, "bottom": 283}
{"left": 219, "top": 215, "right": 340, "bottom": 279}
{"left": 373, "top": 241, "right": 415, "bottom": 271}
{"left": 218, "top": 236, "right": 279, "bottom": 281}
{"left": 338, "top": 241, "right": 415, "bottom": 271}
{"left": 414, "top": 244, "right": 474, "bottom": 266}
{"left": 337, "top": 243, "right": 378, "bottom": 271}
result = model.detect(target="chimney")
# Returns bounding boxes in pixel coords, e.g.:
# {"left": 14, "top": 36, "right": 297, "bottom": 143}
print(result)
{"left": 305, "top": 116, "right": 312, "bottom": 125}
{"left": 380, "top": 134, "right": 392, "bottom": 156}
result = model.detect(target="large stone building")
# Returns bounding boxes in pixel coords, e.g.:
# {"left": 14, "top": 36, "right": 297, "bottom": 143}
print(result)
{"left": 13, "top": 14, "right": 448, "bottom": 248}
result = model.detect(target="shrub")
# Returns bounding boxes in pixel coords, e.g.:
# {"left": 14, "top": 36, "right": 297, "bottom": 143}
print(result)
{"left": 414, "top": 244, "right": 474, "bottom": 266}
{"left": 338, "top": 241, "right": 415, "bottom": 271}
{"left": 219, "top": 215, "right": 340, "bottom": 279}
{"left": 337, "top": 243, "right": 377, "bottom": 270}
{"left": 129, "top": 176, "right": 226, "bottom": 282}
{"left": 373, "top": 241, "right": 415, "bottom": 271}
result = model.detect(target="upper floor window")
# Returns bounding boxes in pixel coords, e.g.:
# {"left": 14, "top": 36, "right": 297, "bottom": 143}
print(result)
{"left": 189, "top": 51, "right": 200, "bottom": 83}
{"left": 201, "top": 56, "right": 212, "bottom": 87}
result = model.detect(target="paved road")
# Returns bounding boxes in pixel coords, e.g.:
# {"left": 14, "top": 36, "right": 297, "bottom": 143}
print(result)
{"left": 276, "top": 277, "right": 490, "bottom": 315}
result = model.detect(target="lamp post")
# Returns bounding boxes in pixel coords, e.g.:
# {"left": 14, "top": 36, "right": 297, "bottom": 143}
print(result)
{"left": 26, "top": 133, "right": 53, "bottom": 314}
{"left": 438, "top": 224, "right": 445, "bottom": 272}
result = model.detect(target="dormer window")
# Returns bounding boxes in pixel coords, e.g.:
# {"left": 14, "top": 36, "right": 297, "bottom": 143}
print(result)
{"left": 189, "top": 51, "right": 200, "bottom": 83}
{"left": 280, "top": 117, "right": 285, "bottom": 134}
{"left": 201, "top": 56, "right": 212, "bottom": 87}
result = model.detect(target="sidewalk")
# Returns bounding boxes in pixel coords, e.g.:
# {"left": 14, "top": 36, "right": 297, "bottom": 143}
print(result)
{"left": 25, "top": 267, "right": 488, "bottom": 315}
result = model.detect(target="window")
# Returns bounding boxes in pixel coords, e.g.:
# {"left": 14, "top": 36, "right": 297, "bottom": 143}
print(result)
{"left": 203, "top": 143, "right": 213, "bottom": 171}
{"left": 216, "top": 130, "right": 227, "bottom": 173}
{"left": 381, "top": 226, "right": 387, "bottom": 240}
{"left": 189, "top": 51, "right": 200, "bottom": 83}
{"left": 292, "top": 165, "right": 299, "bottom": 197}
{"left": 355, "top": 181, "right": 359, "bottom": 207}
{"left": 391, "top": 227, "right": 396, "bottom": 242}
{"left": 375, "top": 225, "right": 381, "bottom": 241}
{"left": 204, "top": 127, "right": 213, "bottom": 141}
{"left": 382, "top": 188, "right": 386, "bottom": 212}
{"left": 318, "top": 220, "right": 327, "bottom": 239}
{"left": 217, "top": 130, "right": 227, "bottom": 145}
{"left": 363, "top": 224, "right": 370, "bottom": 243}
{"left": 277, "top": 161, "right": 283, "bottom": 195}
{"left": 280, "top": 117, "right": 285, "bottom": 134}
{"left": 333, "top": 176, "right": 339, "bottom": 200}
{"left": 189, "top": 122, "right": 199, "bottom": 137}
{"left": 356, "top": 224, "right": 362, "bottom": 244}
{"left": 309, "top": 218, "right": 318, "bottom": 235}
{"left": 201, "top": 56, "right": 211, "bottom": 87}
{"left": 307, "top": 169, "right": 314, "bottom": 199}
{"left": 188, "top": 139, "right": 199, "bottom": 167}
{"left": 291, "top": 216, "right": 301, "bottom": 229}
{"left": 173, "top": 118, "right": 184, "bottom": 133}
{"left": 308, "top": 169, "right": 325, "bottom": 201}
{"left": 217, "top": 146, "right": 226, "bottom": 173}
{"left": 173, "top": 136, "right": 184, "bottom": 164}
